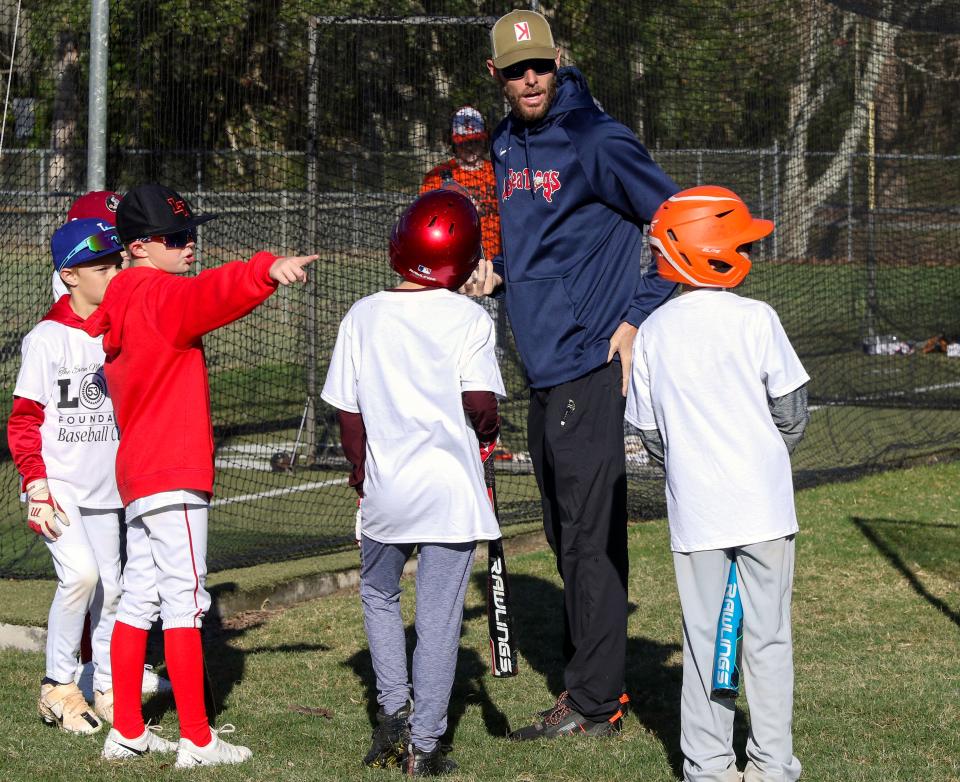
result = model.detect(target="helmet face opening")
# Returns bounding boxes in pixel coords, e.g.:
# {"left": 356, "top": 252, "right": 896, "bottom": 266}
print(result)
{"left": 390, "top": 190, "right": 482, "bottom": 290}
{"left": 650, "top": 186, "right": 773, "bottom": 289}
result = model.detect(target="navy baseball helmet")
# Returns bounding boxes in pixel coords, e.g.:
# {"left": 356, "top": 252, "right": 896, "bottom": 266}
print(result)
{"left": 50, "top": 218, "right": 124, "bottom": 272}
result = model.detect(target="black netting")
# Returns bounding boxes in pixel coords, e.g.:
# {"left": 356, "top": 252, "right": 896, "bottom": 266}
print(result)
{"left": 1, "top": 1, "right": 958, "bottom": 577}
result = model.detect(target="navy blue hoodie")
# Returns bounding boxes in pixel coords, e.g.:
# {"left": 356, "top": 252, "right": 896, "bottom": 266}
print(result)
{"left": 491, "top": 67, "right": 678, "bottom": 388}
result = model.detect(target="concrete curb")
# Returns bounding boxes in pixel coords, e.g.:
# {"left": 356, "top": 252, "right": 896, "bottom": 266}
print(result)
{"left": 0, "top": 622, "right": 47, "bottom": 652}
{"left": 0, "top": 528, "right": 547, "bottom": 653}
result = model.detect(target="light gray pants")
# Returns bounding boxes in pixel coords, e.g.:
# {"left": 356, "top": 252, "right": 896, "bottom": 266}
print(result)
{"left": 359, "top": 536, "right": 476, "bottom": 752}
{"left": 673, "top": 536, "right": 802, "bottom": 782}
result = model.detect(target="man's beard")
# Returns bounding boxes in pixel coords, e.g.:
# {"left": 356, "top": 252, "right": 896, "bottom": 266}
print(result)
{"left": 505, "top": 77, "right": 557, "bottom": 123}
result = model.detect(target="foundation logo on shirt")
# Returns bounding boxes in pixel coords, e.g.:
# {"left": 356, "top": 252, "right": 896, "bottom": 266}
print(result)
{"left": 501, "top": 167, "right": 562, "bottom": 203}
{"left": 57, "top": 370, "right": 108, "bottom": 411}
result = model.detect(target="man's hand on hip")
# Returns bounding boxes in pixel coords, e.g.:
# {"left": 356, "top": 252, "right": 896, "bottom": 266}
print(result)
{"left": 607, "top": 321, "right": 639, "bottom": 397}
{"left": 459, "top": 259, "right": 502, "bottom": 297}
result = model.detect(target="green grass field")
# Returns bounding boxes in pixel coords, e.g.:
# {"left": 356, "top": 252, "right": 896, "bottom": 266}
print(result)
{"left": 0, "top": 462, "right": 957, "bottom": 781}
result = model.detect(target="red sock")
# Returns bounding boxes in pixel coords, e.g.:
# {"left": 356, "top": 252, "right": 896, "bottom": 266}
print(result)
{"left": 111, "top": 621, "right": 147, "bottom": 739}
{"left": 164, "top": 628, "right": 212, "bottom": 746}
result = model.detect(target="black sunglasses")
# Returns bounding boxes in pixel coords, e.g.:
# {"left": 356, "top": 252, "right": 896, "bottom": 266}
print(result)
{"left": 499, "top": 58, "right": 557, "bottom": 81}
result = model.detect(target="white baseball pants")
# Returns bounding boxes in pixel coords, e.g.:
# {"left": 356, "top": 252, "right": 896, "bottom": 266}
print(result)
{"left": 118, "top": 498, "right": 211, "bottom": 631}
{"left": 673, "top": 536, "right": 802, "bottom": 782}
{"left": 44, "top": 500, "right": 122, "bottom": 693}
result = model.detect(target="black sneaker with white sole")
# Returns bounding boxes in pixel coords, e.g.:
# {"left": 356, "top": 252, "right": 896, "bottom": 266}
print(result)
{"left": 363, "top": 706, "right": 410, "bottom": 768}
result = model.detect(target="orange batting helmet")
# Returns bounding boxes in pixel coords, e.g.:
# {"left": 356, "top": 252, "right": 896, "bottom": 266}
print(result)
{"left": 649, "top": 186, "right": 773, "bottom": 288}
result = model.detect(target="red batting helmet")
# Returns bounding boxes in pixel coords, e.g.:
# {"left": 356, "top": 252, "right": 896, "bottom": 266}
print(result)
{"left": 389, "top": 189, "right": 481, "bottom": 290}
{"left": 650, "top": 185, "right": 773, "bottom": 288}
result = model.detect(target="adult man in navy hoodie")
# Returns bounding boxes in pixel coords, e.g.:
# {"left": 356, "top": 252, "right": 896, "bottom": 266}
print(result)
{"left": 463, "top": 9, "right": 679, "bottom": 739}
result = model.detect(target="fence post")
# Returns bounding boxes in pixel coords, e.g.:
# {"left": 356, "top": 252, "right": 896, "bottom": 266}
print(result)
{"left": 847, "top": 155, "right": 853, "bottom": 267}
{"left": 194, "top": 153, "right": 203, "bottom": 272}
{"left": 759, "top": 148, "right": 766, "bottom": 263}
{"left": 86, "top": 0, "right": 109, "bottom": 191}
{"left": 772, "top": 140, "right": 779, "bottom": 261}
{"left": 303, "top": 17, "right": 320, "bottom": 465}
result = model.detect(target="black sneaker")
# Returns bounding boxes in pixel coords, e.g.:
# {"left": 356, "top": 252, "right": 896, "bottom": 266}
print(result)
{"left": 510, "top": 697, "right": 624, "bottom": 741}
{"left": 404, "top": 742, "right": 458, "bottom": 777}
{"left": 537, "top": 690, "right": 630, "bottom": 720}
{"left": 363, "top": 706, "right": 410, "bottom": 768}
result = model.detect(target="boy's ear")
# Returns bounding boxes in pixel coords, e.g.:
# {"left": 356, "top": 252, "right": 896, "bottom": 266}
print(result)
{"left": 126, "top": 240, "right": 148, "bottom": 259}
{"left": 58, "top": 268, "right": 78, "bottom": 289}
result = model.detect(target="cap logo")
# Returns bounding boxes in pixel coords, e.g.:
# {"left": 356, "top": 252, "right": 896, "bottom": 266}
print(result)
{"left": 514, "top": 21, "right": 530, "bottom": 41}
{"left": 167, "top": 197, "right": 190, "bottom": 217}
{"left": 105, "top": 194, "right": 119, "bottom": 212}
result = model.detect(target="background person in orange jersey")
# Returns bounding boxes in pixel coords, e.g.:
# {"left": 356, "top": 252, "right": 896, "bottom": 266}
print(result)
{"left": 420, "top": 106, "right": 501, "bottom": 263}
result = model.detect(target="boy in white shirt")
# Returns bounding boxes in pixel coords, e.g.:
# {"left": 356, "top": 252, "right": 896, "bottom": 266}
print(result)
{"left": 8, "top": 219, "right": 126, "bottom": 735}
{"left": 322, "top": 190, "right": 505, "bottom": 776}
{"left": 626, "top": 186, "right": 809, "bottom": 782}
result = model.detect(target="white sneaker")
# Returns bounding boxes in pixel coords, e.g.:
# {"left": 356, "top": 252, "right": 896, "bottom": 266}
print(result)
{"left": 38, "top": 681, "right": 102, "bottom": 735}
{"left": 141, "top": 664, "right": 173, "bottom": 695}
{"left": 93, "top": 689, "right": 114, "bottom": 723}
{"left": 102, "top": 725, "right": 178, "bottom": 759}
{"left": 174, "top": 725, "right": 253, "bottom": 768}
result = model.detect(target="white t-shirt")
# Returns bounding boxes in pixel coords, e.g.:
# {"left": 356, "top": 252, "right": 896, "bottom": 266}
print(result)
{"left": 625, "top": 289, "right": 809, "bottom": 552}
{"left": 321, "top": 289, "right": 506, "bottom": 544}
{"left": 14, "top": 320, "right": 121, "bottom": 509}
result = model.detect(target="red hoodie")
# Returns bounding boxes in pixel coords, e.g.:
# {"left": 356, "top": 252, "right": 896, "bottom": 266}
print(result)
{"left": 82, "top": 253, "right": 278, "bottom": 505}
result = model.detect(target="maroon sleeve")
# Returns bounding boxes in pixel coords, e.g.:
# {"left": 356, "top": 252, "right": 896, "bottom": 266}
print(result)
{"left": 462, "top": 390, "right": 500, "bottom": 445}
{"left": 337, "top": 410, "right": 366, "bottom": 497}
{"left": 7, "top": 396, "right": 47, "bottom": 490}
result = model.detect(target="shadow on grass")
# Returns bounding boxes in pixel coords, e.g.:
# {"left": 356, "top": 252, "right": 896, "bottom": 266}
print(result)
{"left": 495, "top": 571, "right": 750, "bottom": 777}
{"left": 343, "top": 616, "right": 510, "bottom": 749}
{"left": 851, "top": 516, "right": 960, "bottom": 628}
{"left": 141, "top": 588, "right": 331, "bottom": 726}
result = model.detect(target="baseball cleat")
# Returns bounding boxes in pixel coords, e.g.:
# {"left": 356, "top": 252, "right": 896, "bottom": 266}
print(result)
{"left": 38, "top": 681, "right": 102, "bottom": 734}
{"left": 174, "top": 725, "right": 252, "bottom": 768}
{"left": 102, "top": 725, "right": 177, "bottom": 759}
{"left": 508, "top": 698, "right": 623, "bottom": 741}
{"left": 404, "top": 742, "right": 458, "bottom": 777}
{"left": 94, "top": 689, "right": 114, "bottom": 723}
{"left": 363, "top": 705, "right": 411, "bottom": 768}
{"left": 140, "top": 664, "right": 172, "bottom": 696}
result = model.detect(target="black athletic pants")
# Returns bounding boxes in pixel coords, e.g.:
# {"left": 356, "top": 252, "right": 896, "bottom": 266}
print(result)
{"left": 528, "top": 361, "right": 629, "bottom": 722}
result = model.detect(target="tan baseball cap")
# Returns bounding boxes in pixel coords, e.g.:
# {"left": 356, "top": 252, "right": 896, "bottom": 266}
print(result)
{"left": 490, "top": 9, "right": 557, "bottom": 69}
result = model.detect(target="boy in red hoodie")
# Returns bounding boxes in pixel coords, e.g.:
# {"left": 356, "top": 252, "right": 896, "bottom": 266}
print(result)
{"left": 83, "top": 184, "right": 316, "bottom": 768}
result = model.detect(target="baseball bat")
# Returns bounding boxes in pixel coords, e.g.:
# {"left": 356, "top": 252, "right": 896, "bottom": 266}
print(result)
{"left": 711, "top": 561, "right": 743, "bottom": 699}
{"left": 484, "top": 455, "right": 518, "bottom": 677}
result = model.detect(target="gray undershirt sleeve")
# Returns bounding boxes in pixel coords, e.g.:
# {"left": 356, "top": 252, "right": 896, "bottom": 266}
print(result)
{"left": 769, "top": 384, "right": 809, "bottom": 454}
{"left": 639, "top": 428, "right": 665, "bottom": 468}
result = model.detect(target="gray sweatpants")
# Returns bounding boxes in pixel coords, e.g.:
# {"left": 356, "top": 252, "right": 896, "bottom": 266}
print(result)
{"left": 359, "top": 536, "right": 476, "bottom": 752}
{"left": 673, "top": 536, "right": 802, "bottom": 782}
